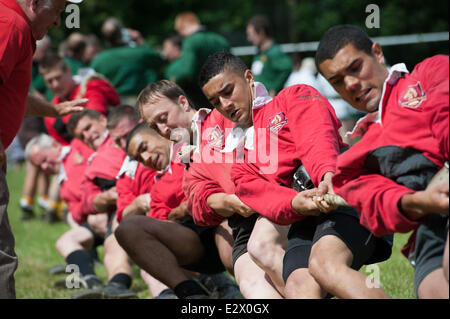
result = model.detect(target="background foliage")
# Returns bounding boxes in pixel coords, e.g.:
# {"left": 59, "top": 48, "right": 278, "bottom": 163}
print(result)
{"left": 48, "top": 0, "right": 449, "bottom": 70}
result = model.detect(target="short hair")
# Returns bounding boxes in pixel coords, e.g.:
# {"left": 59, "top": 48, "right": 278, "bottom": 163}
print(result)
{"left": 247, "top": 15, "right": 272, "bottom": 37}
{"left": 315, "top": 25, "right": 374, "bottom": 73}
{"left": 164, "top": 34, "right": 183, "bottom": 49}
{"left": 102, "top": 17, "right": 124, "bottom": 46}
{"left": 38, "top": 54, "right": 68, "bottom": 74}
{"left": 198, "top": 51, "right": 248, "bottom": 88}
{"left": 174, "top": 11, "right": 200, "bottom": 31}
{"left": 136, "top": 80, "right": 192, "bottom": 116}
{"left": 24, "top": 134, "right": 56, "bottom": 160}
{"left": 125, "top": 122, "right": 160, "bottom": 156}
{"left": 67, "top": 109, "right": 103, "bottom": 136}
{"left": 106, "top": 105, "right": 141, "bottom": 130}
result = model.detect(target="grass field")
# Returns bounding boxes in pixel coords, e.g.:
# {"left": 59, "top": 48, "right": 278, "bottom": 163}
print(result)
{"left": 6, "top": 164, "right": 416, "bottom": 299}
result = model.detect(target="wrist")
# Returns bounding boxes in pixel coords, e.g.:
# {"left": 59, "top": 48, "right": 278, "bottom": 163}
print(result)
{"left": 399, "top": 192, "right": 427, "bottom": 220}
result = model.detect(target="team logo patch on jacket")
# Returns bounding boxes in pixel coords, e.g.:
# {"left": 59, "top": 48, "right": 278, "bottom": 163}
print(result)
{"left": 268, "top": 112, "right": 288, "bottom": 133}
{"left": 207, "top": 125, "right": 225, "bottom": 150}
{"left": 398, "top": 82, "right": 426, "bottom": 108}
{"left": 72, "top": 152, "right": 84, "bottom": 165}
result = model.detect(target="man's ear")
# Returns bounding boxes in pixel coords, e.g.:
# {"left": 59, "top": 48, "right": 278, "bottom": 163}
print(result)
{"left": 178, "top": 95, "right": 191, "bottom": 112}
{"left": 244, "top": 69, "right": 254, "bottom": 86}
{"left": 371, "top": 42, "right": 385, "bottom": 65}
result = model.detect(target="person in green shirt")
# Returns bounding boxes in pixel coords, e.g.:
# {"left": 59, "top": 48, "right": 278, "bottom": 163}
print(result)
{"left": 167, "top": 11, "right": 231, "bottom": 108}
{"left": 246, "top": 15, "right": 292, "bottom": 96}
{"left": 91, "top": 17, "right": 164, "bottom": 105}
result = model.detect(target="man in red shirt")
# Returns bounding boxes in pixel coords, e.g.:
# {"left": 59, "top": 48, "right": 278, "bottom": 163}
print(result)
{"left": 66, "top": 108, "right": 138, "bottom": 298}
{"left": 25, "top": 133, "right": 107, "bottom": 292}
{"left": 316, "top": 25, "right": 449, "bottom": 298}
{"left": 137, "top": 79, "right": 286, "bottom": 298}
{"left": 39, "top": 54, "right": 120, "bottom": 145}
{"left": 0, "top": 0, "right": 87, "bottom": 298}
{"left": 116, "top": 123, "right": 241, "bottom": 299}
{"left": 199, "top": 51, "right": 393, "bottom": 298}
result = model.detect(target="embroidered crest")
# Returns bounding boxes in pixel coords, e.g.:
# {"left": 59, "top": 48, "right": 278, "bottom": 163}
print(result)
{"left": 207, "top": 125, "right": 225, "bottom": 150}
{"left": 268, "top": 112, "right": 288, "bottom": 133}
{"left": 398, "top": 82, "right": 426, "bottom": 108}
{"left": 72, "top": 152, "right": 84, "bottom": 165}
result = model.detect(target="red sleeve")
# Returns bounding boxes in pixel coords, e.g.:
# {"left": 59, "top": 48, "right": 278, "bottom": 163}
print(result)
{"left": 115, "top": 174, "right": 136, "bottom": 224}
{"left": 281, "top": 85, "right": 343, "bottom": 186}
{"left": 82, "top": 79, "right": 121, "bottom": 115}
{"left": 79, "top": 176, "right": 103, "bottom": 220}
{"left": 149, "top": 165, "right": 186, "bottom": 220}
{"left": 182, "top": 162, "right": 228, "bottom": 226}
{"left": 59, "top": 183, "right": 84, "bottom": 225}
{"left": 417, "top": 56, "right": 449, "bottom": 161}
{"left": 231, "top": 161, "right": 304, "bottom": 225}
{"left": 333, "top": 171, "right": 421, "bottom": 237}
{"left": 0, "top": 19, "right": 25, "bottom": 83}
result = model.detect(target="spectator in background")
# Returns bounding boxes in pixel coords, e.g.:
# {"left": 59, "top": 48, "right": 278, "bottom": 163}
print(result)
{"left": 58, "top": 32, "right": 87, "bottom": 76}
{"left": 39, "top": 54, "right": 120, "bottom": 146}
{"left": 90, "top": 17, "right": 163, "bottom": 105}
{"left": 168, "top": 11, "right": 230, "bottom": 109}
{"left": 82, "top": 34, "right": 102, "bottom": 65}
{"left": 284, "top": 55, "right": 320, "bottom": 90}
{"left": 246, "top": 14, "right": 292, "bottom": 96}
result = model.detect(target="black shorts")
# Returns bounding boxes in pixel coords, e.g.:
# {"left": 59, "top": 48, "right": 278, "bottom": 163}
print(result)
{"left": 178, "top": 219, "right": 225, "bottom": 274}
{"left": 81, "top": 222, "right": 104, "bottom": 248}
{"left": 104, "top": 212, "right": 116, "bottom": 240}
{"left": 413, "top": 214, "right": 449, "bottom": 296}
{"left": 283, "top": 207, "right": 393, "bottom": 282}
{"left": 227, "top": 214, "right": 259, "bottom": 267}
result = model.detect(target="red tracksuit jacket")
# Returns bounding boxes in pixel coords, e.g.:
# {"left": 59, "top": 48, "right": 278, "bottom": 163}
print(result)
{"left": 45, "top": 79, "right": 120, "bottom": 145}
{"left": 115, "top": 159, "right": 157, "bottom": 223}
{"left": 231, "top": 82, "right": 345, "bottom": 225}
{"left": 59, "top": 138, "right": 94, "bottom": 222}
{"left": 149, "top": 143, "right": 187, "bottom": 220}
{"left": 78, "top": 134, "right": 127, "bottom": 224}
{"left": 333, "top": 55, "right": 449, "bottom": 237}
{"left": 182, "top": 108, "right": 237, "bottom": 226}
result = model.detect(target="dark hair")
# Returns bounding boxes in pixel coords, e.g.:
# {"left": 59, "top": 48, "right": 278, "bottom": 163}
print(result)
{"left": 67, "top": 109, "right": 103, "bottom": 136}
{"left": 165, "top": 34, "right": 183, "bottom": 49}
{"left": 106, "top": 105, "right": 141, "bottom": 130}
{"left": 247, "top": 15, "right": 272, "bottom": 37}
{"left": 315, "top": 25, "right": 374, "bottom": 73}
{"left": 198, "top": 51, "right": 248, "bottom": 88}
{"left": 38, "top": 54, "right": 68, "bottom": 74}
{"left": 125, "top": 122, "right": 159, "bottom": 156}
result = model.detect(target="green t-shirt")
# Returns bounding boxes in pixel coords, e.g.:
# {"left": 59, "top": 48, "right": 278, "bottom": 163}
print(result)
{"left": 251, "top": 44, "right": 292, "bottom": 94}
{"left": 64, "top": 57, "right": 86, "bottom": 77}
{"left": 166, "top": 30, "right": 230, "bottom": 87}
{"left": 90, "top": 44, "right": 164, "bottom": 96}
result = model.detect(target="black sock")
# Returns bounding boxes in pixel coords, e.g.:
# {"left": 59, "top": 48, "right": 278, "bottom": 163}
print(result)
{"left": 66, "top": 250, "right": 95, "bottom": 277}
{"left": 108, "top": 273, "right": 132, "bottom": 289}
{"left": 174, "top": 280, "right": 208, "bottom": 299}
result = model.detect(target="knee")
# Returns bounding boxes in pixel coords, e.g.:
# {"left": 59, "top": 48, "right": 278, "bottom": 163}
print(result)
{"left": 115, "top": 215, "right": 148, "bottom": 249}
{"left": 308, "top": 251, "right": 336, "bottom": 284}
{"left": 247, "top": 237, "right": 279, "bottom": 270}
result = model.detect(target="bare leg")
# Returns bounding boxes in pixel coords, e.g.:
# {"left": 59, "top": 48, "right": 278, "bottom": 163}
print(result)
{"left": 103, "top": 219, "right": 132, "bottom": 281}
{"left": 234, "top": 252, "right": 283, "bottom": 299}
{"left": 309, "top": 235, "right": 389, "bottom": 299}
{"left": 115, "top": 215, "right": 206, "bottom": 289}
{"left": 284, "top": 268, "right": 325, "bottom": 299}
{"left": 247, "top": 216, "right": 289, "bottom": 296}
{"left": 55, "top": 226, "right": 95, "bottom": 259}
{"left": 418, "top": 268, "right": 449, "bottom": 299}
{"left": 443, "top": 232, "right": 449, "bottom": 283}
{"left": 140, "top": 269, "right": 170, "bottom": 297}
{"left": 214, "top": 220, "right": 235, "bottom": 275}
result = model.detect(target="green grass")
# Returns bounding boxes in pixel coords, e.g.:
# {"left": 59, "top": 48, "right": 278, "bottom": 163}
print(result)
{"left": 6, "top": 164, "right": 415, "bottom": 299}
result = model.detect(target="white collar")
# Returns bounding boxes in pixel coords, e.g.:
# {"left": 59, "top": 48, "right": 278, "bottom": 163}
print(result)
{"left": 346, "top": 63, "right": 409, "bottom": 139}
{"left": 220, "top": 82, "right": 272, "bottom": 153}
